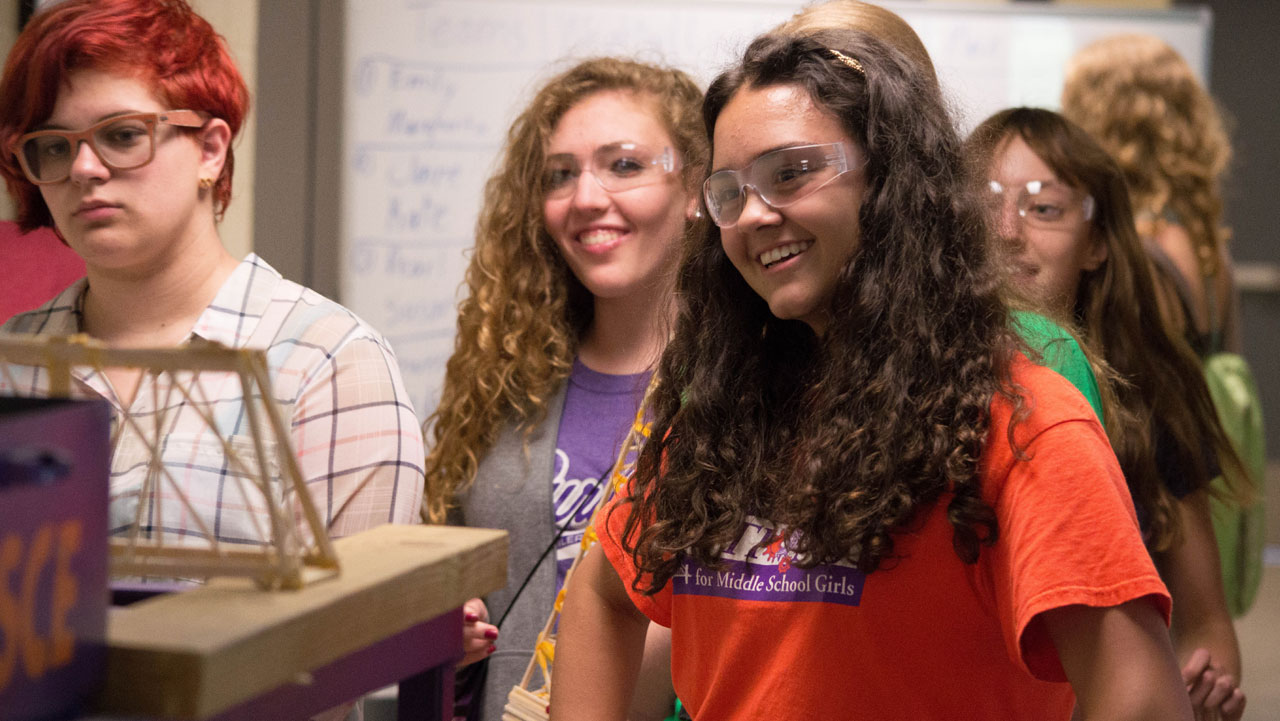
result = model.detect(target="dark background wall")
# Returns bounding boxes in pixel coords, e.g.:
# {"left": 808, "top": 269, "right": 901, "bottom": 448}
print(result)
{"left": 1194, "top": 0, "right": 1280, "bottom": 458}
{"left": 1173, "top": 0, "right": 1280, "bottom": 543}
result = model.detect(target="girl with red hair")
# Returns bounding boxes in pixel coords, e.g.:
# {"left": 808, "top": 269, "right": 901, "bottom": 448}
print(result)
{"left": 0, "top": 0, "right": 423, "bottom": 588}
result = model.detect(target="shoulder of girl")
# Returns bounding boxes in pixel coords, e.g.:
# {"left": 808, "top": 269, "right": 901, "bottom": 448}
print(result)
{"left": 1001, "top": 358, "right": 1102, "bottom": 429}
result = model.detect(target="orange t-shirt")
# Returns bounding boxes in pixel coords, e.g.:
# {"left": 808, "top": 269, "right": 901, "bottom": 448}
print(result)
{"left": 598, "top": 360, "right": 1170, "bottom": 720}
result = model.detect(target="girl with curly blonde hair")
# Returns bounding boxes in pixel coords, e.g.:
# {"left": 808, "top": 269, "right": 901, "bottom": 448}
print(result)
{"left": 423, "top": 57, "right": 706, "bottom": 719}
{"left": 1062, "top": 34, "right": 1236, "bottom": 353}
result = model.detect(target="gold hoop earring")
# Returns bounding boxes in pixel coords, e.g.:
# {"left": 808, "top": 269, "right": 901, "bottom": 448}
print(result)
{"left": 198, "top": 177, "right": 215, "bottom": 190}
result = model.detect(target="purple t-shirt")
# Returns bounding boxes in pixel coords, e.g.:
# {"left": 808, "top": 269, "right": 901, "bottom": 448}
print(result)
{"left": 552, "top": 358, "right": 649, "bottom": 591}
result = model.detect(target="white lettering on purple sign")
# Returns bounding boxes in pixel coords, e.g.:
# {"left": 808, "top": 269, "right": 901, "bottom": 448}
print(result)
{"left": 672, "top": 516, "right": 865, "bottom": 607}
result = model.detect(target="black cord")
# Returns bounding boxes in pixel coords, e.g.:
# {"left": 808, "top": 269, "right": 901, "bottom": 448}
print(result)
{"left": 494, "top": 483, "right": 601, "bottom": 629}
{"left": 457, "top": 492, "right": 599, "bottom": 720}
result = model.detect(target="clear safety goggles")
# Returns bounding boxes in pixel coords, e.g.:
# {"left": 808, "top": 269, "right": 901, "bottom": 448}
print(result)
{"left": 543, "top": 142, "right": 677, "bottom": 199}
{"left": 985, "top": 179, "right": 1095, "bottom": 230}
{"left": 702, "top": 142, "right": 859, "bottom": 228}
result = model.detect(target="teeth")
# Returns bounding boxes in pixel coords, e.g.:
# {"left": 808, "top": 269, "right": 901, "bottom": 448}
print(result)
{"left": 580, "top": 229, "right": 623, "bottom": 246}
{"left": 758, "top": 241, "right": 811, "bottom": 267}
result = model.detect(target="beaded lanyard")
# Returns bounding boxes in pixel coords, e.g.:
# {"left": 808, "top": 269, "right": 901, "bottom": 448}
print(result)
{"left": 502, "top": 374, "right": 657, "bottom": 720}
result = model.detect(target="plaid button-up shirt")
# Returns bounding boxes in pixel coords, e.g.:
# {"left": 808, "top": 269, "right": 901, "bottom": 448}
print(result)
{"left": 0, "top": 254, "right": 424, "bottom": 546}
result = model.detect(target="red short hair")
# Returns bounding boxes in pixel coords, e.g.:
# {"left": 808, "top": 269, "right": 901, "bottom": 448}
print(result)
{"left": 0, "top": 0, "right": 250, "bottom": 231}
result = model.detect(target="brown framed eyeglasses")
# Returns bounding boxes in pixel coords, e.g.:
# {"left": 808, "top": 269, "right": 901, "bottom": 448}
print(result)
{"left": 11, "top": 110, "right": 207, "bottom": 185}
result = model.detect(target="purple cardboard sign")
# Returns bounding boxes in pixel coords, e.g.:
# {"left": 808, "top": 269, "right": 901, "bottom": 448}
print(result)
{"left": 0, "top": 398, "right": 111, "bottom": 721}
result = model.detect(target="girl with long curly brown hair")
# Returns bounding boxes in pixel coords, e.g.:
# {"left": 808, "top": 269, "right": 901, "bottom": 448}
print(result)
{"left": 1062, "top": 34, "right": 1237, "bottom": 356}
{"left": 551, "top": 16, "right": 1193, "bottom": 721}
{"left": 422, "top": 57, "right": 706, "bottom": 719}
{"left": 969, "top": 106, "right": 1248, "bottom": 721}
{"left": 776, "top": 0, "right": 1113, "bottom": 428}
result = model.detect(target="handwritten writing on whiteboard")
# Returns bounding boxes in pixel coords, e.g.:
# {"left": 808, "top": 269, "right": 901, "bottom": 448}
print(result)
{"left": 418, "top": 15, "right": 529, "bottom": 50}
{"left": 352, "top": 148, "right": 463, "bottom": 187}
{"left": 354, "top": 55, "right": 457, "bottom": 97}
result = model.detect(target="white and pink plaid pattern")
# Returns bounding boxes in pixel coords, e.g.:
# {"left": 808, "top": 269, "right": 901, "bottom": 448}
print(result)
{"left": 0, "top": 254, "right": 424, "bottom": 545}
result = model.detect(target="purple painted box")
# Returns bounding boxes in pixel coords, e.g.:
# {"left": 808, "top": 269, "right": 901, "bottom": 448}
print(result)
{"left": 0, "top": 397, "right": 110, "bottom": 721}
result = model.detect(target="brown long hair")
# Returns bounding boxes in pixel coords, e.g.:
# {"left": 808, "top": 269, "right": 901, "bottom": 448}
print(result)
{"left": 421, "top": 57, "right": 706, "bottom": 523}
{"left": 968, "top": 107, "right": 1248, "bottom": 550}
{"left": 621, "top": 28, "right": 1023, "bottom": 595}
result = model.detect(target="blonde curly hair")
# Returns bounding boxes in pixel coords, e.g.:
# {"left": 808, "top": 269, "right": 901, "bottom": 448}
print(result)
{"left": 421, "top": 57, "right": 706, "bottom": 523}
{"left": 1062, "top": 34, "right": 1231, "bottom": 276}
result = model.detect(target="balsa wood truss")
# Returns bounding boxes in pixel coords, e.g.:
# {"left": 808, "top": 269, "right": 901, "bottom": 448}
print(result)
{"left": 503, "top": 378, "right": 657, "bottom": 721}
{"left": 0, "top": 334, "right": 339, "bottom": 589}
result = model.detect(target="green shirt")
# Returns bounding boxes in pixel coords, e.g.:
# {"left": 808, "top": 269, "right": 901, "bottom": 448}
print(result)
{"left": 1011, "top": 310, "right": 1105, "bottom": 428}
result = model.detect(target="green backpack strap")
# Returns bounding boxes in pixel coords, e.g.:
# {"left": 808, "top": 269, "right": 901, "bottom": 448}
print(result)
{"left": 1203, "top": 351, "right": 1267, "bottom": 617}
{"left": 1150, "top": 210, "right": 1266, "bottom": 617}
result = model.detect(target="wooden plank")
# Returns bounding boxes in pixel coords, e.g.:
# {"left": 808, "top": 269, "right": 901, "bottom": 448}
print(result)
{"left": 0, "top": 335, "right": 252, "bottom": 373}
{"left": 93, "top": 524, "right": 507, "bottom": 719}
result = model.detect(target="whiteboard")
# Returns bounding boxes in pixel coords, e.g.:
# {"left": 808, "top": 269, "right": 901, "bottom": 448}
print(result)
{"left": 340, "top": 0, "right": 1211, "bottom": 417}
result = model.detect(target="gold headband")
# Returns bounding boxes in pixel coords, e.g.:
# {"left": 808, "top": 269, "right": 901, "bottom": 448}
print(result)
{"left": 828, "top": 49, "right": 865, "bottom": 76}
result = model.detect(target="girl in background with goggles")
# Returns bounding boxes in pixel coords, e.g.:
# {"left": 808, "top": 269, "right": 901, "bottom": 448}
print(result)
{"left": 969, "top": 106, "right": 1248, "bottom": 721}
{"left": 0, "top": 0, "right": 422, "bottom": 630}
{"left": 551, "top": 12, "right": 1192, "bottom": 721}
{"left": 422, "top": 57, "right": 705, "bottom": 720}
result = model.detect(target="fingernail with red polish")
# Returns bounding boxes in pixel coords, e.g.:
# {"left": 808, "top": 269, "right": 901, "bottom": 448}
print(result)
{"left": 484, "top": 628, "right": 499, "bottom": 640}
{"left": 464, "top": 613, "right": 478, "bottom": 623}
{"left": 487, "top": 645, "right": 496, "bottom": 654}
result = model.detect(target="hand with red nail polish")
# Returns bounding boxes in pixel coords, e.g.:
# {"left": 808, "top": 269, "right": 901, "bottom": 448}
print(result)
{"left": 459, "top": 597, "right": 499, "bottom": 667}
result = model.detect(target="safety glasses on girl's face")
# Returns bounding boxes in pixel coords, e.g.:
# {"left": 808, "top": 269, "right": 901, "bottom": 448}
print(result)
{"left": 985, "top": 179, "right": 1095, "bottom": 230}
{"left": 702, "top": 142, "right": 860, "bottom": 228}
{"left": 12, "top": 110, "right": 207, "bottom": 185}
{"left": 542, "top": 142, "right": 677, "bottom": 199}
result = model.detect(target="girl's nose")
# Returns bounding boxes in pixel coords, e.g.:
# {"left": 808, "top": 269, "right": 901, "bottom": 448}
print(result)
{"left": 68, "top": 140, "right": 110, "bottom": 185}
{"left": 734, "top": 186, "right": 782, "bottom": 230}
{"left": 569, "top": 170, "right": 610, "bottom": 212}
